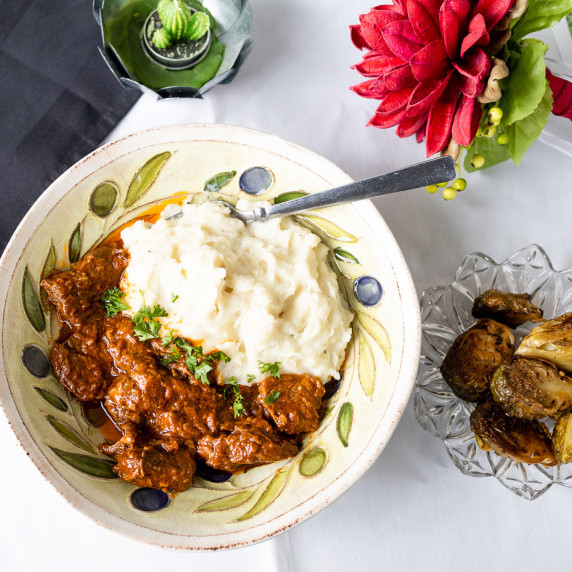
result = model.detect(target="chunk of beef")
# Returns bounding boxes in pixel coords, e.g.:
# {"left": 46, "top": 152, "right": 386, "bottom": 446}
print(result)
{"left": 63, "top": 321, "right": 105, "bottom": 358}
{"left": 102, "top": 429, "right": 195, "bottom": 492}
{"left": 104, "top": 366, "right": 169, "bottom": 425}
{"left": 50, "top": 342, "right": 110, "bottom": 402}
{"left": 259, "top": 373, "right": 325, "bottom": 434}
{"left": 102, "top": 314, "right": 157, "bottom": 372}
{"left": 41, "top": 246, "right": 128, "bottom": 329}
{"left": 146, "top": 375, "right": 228, "bottom": 443}
{"left": 197, "top": 419, "right": 299, "bottom": 472}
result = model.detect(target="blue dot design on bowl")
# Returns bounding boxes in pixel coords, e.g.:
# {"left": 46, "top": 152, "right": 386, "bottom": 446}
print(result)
{"left": 130, "top": 488, "right": 170, "bottom": 512}
{"left": 353, "top": 276, "right": 383, "bottom": 307}
{"left": 22, "top": 345, "right": 51, "bottom": 377}
{"left": 195, "top": 459, "right": 232, "bottom": 483}
{"left": 239, "top": 167, "right": 274, "bottom": 195}
{"left": 323, "top": 378, "right": 341, "bottom": 400}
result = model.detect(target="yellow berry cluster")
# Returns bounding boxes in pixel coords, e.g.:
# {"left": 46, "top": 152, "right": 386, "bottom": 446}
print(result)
{"left": 469, "top": 106, "right": 508, "bottom": 170}
{"left": 426, "top": 177, "right": 466, "bottom": 201}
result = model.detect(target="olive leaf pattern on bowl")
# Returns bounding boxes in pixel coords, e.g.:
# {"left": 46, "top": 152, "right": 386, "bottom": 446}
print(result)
{"left": 414, "top": 245, "right": 572, "bottom": 500}
{"left": 20, "top": 152, "right": 391, "bottom": 518}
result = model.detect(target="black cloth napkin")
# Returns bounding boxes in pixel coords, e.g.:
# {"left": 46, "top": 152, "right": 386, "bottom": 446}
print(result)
{"left": 0, "top": 0, "right": 139, "bottom": 254}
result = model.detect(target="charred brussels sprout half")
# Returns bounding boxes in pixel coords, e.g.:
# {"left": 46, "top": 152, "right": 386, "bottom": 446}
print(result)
{"left": 472, "top": 290, "right": 543, "bottom": 328}
{"left": 470, "top": 401, "right": 556, "bottom": 466}
{"left": 441, "top": 318, "right": 514, "bottom": 401}
{"left": 516, "top": 313, "right": 572, "bottom": 374}
{"left": 491, "top": 357, "right": 572, "bottom": 420}
{"left": 553, "top": 412, "right": 572, "bottom": 464}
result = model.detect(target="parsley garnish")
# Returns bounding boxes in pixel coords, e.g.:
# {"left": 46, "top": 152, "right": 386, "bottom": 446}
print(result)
{"left": 159, "top": 334, "right": 230, "bottom": 385}
{"left": 226, "top": 377, "right": 245, "bottom": 418}
{"left": 246, "top": 374, "right": 256, "bottom": 383}
{"left": 160, "top": 347, "right": 181, "bottom": 366}
{"left": 171, "top": 293, "right": 179, "bottom": 303}
{"left": 162, "top": 329, "right": 176, "bottom": 347}
{"left": 101, "top": 287, "right": 130, "bottom": 317}
{"left": 194, "top": 361, "right": 213, "bottom": 384}
{"left": 131, "top": 302, "right": 168, "bottom": 341}
{"left": 210, "top": 350, "right": 231, "bottom": 363}
{"left": 258, "top": 360, "right": 281, "bottom": 379}
{"left": 264, "top": 390, "right": 281, "bottom": 405}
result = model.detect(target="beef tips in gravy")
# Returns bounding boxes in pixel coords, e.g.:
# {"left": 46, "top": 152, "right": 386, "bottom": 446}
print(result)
{"left": 41, "top": 244, "right": 327, "bottom": 493}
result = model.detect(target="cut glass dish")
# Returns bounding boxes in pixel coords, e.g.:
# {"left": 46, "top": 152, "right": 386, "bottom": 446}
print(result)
{"left": 414, "top": 244, "right": 572, "bottom": 500}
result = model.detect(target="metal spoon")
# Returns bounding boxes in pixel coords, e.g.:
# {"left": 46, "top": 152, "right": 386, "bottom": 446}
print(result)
{"left": 214, "top": 156, "right": 456, "bottom": 223}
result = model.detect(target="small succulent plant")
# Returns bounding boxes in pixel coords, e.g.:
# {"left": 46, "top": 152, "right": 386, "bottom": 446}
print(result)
{"left": 152, "top": 0, "right": 210, "bottom": 49}
{"left": 152, "top": 27, "right": 172, "bottom": 49}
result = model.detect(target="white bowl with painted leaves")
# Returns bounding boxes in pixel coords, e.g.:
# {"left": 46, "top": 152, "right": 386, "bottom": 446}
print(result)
{"left": 0, "top": 124, "right": 420, "bottom": 549}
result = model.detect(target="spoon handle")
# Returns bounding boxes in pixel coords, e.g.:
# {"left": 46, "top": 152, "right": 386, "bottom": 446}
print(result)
{"left": 261, "top": 156, "right": 456, "bottom": 220}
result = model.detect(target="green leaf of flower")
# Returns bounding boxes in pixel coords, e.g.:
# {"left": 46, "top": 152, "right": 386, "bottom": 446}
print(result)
{"left": 511, "top": 0, "right": 572, "bottom": 41}
{"left": 505, "top": 80, "right": 553, "bottom": 165}
{"left": 499, "top": 39, "right": 548, "bottom": 126}
{"left": 463, "top": 136, "right": 511, "bottom": 173}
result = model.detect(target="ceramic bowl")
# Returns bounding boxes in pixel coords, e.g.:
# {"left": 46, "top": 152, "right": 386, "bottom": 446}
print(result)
{"left": 415, "top": 245, "right": 572, "bottom": 500}
{"left": 0, "top": 124, "right": 420, "bottom": 549}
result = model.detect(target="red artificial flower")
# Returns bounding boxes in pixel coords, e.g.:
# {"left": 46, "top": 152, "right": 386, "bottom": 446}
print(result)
{"left": 351, "top": 0, "right": 515, "bottom": 156}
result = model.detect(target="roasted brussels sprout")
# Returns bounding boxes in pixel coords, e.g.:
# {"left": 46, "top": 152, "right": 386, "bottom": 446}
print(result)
{"left": 441, "top": 318, "right": 514, "bottom": 401}
{"left": 516, "top": 313, "right": 572, "bottom": 373}
{"left": 553, "top": 412, "right": 572, "bottom": 464}
{"left": 470, "top": 401, "right": 556, "bottom": 466}
{"left": 491, "top": 356, "right": 572, "bottom": 419}
{"left": 472, "top": 290, "right": 543, "bottom": 328}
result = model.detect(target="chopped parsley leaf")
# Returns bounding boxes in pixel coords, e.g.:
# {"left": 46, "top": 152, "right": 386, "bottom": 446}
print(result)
{"left": 209, "top": 350, "right": 231, "bottom": 363}
{"left": 161, "top": 330, "right": 176, "bottom": 347}
{"left": 233, "top": 397, "right": 245, "bottom": 418}
{"left": 226, "top": 377, "right": 245, "bottom": 418}
{"left": 194, "top": 361, "right": 213, "bottom": 384}
{"left": 158, "top": 335, "right": 231, "bottom": 385}
{"left": 185, "top": 352, "right": 199, "bottom": 371}
{"left": 160, "top": 348, "right": 181, "bottom": 366}
{"left": 246, "top": 374, "right": 256, "bottom": 384}
{"left": 174, "top": 337, "right": 194, "bottom": 354}
{"left": 258, "top": 360, "right": 281, "bottom": 379}
{"left": 132, "top": 302, "right": 168, "bottom": 342}
{"left": 264, "top": 390, "right": 281, "bottom": 405}
{"left": 100, "top": 287, "right": 130, "bottom": 317}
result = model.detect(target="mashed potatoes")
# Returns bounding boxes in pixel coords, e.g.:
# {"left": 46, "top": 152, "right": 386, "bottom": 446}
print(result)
{"left": 120, "top": 200, "right": 353, "bottom": 384}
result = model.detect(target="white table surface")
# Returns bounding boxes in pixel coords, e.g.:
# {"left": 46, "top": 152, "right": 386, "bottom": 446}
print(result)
{"left": 2, "top": 1, "right": 572, "bottom": 570}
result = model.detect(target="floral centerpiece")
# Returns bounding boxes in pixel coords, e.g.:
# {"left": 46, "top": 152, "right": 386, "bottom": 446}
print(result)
{"left": 351, "top": 0, "right": 572, "bottom": 198}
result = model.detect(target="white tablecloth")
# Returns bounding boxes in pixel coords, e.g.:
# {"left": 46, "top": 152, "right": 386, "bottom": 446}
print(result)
{"left": 3, "top": 1, "right": 572, "bottom": 569}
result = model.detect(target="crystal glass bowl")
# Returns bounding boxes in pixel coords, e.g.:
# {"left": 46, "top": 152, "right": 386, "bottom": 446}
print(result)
{"left": 414, "top": 244, "right": 572, "bottom": 500}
